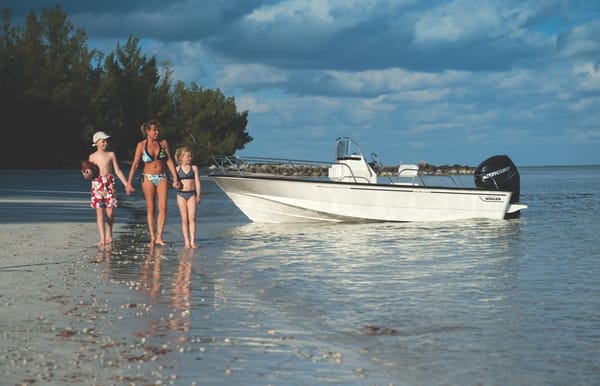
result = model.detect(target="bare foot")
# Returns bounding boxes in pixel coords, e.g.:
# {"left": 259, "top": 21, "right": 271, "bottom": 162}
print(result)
{"left": 105, "top": 237, "right": 113, "bottom": 245}
{"left": 155, "top": 238, "right": 167, "bottom": 246}
{"left": 184, "top": 244, "right": 191, "bottom": 248}
{"left": 190, "top": 244, "right": 198, "bottom": 249}
{"left": 97, "top": 240, "right": 105, "bottom": 249}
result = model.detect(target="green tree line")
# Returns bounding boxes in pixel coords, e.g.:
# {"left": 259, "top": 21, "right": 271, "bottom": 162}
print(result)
{"left": 0, "top": 5, "right": 252, "bottom": 168}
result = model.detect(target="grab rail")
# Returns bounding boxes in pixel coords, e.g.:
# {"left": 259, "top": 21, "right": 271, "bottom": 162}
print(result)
{"left": 210, "top": 155, "right": 332, "bottom": 178}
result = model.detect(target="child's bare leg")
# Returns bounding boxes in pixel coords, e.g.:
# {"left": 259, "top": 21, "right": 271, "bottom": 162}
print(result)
{"left": 105, "top": 207, "right": 115, "bottom": 245}
{"left": 181, "top": 222, "right": 190, "bottom": 248}
{"left": 189, "top": 227, "right": 197, "bottom": 248}
{"left": 96, "top": 208, "right": 106, "bottom": 248}
{"left": 182, "top": 214, "right": 191, "bottom": 248}
{"left": 188, "top": 199, "right": 197, "bottom": 248}
{"left": 177, "top": 196, "right": 190, "bottom": 248}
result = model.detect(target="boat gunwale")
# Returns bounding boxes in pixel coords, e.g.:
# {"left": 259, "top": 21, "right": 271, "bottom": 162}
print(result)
{"left": 208, "top": 172, "right": 513, "bottom": 195}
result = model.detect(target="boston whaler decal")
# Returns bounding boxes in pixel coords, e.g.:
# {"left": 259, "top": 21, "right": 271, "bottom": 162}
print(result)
{"left": 479, "top": 195, "right": 505, "bottom": 202}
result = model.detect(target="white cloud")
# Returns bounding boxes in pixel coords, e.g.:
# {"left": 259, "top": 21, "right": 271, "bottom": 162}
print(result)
{"left": 235, "top": 95, "right": 272, "bottom": 113}
{"left": 216, "top": 64, "right": 289, "bottom": 89}
{"left": 4, "top": 0, "right": 598, "bottom": 165}
{"left": 414, "top": 0, "right": 504, "bottom": 45}
{"left": 573, "top": 62, "right": 600, "bottom": 92}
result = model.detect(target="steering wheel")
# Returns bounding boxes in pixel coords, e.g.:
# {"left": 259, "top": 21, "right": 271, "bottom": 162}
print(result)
{"left": 370, "top": 153, "right": 383, "bottom": 171}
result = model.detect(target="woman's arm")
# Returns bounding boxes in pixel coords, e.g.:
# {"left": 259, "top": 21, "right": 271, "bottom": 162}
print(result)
{"left": 162, "top": 139, "right": 181, "bottom": 189}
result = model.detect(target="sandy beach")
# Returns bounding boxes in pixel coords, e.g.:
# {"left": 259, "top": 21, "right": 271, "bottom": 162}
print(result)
{"left": 0, "top": 220, "right": 213, "bottom": 385}
{"left": 0, "top": 220, "right": 361, "bottom": 386}
{"left": 0, "top": 171, "right": 375, "bottom": 386}
{"left": 1, "top": 222, "right": 135, "bottom": 384}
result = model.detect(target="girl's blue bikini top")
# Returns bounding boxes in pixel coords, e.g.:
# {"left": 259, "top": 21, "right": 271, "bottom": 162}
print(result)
{"left": 142, "top": 140, "right": 168, "bottom": 163}
{"left": 177, "top": 166, "right": 195, "bottom": 180}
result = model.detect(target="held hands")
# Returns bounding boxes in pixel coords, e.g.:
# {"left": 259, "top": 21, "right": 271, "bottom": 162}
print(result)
{"left": 172, "top": 179, "right": 182, "bottom": 190}
{"left": 125, "top": 183, "right": 135, "bottom": 195}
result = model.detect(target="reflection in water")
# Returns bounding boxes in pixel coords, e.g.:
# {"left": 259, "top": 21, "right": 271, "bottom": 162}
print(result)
{"left": 170, "top": 248, "right": 193, "bottom": 332}
{"left": 106, "top": 232, "right": 218, "bottom": 340}
{"left": 140, "top": 247, "right": 163, "bottom": 299}
{"left": 135, "top": 247, "right": 197, "bottom": 335}
{"left": 228, "top": 219, "right": 524, "bottom": 269}
{"left": 92, "top": 246, "right": 113, "bottom": 281}
{"left": 218, "top": 219, "right": 525, "bottom": 350}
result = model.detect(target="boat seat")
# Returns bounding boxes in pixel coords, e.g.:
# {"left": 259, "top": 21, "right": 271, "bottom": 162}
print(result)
{"left": 397, "top": 164, "right": 419, "bottom": 185}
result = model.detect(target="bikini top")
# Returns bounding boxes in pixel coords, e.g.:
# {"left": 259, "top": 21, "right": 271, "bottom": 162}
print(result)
{"left": 142, "top": 140, "right": 168, "bottom": 163}
{"left": 177, "top": 166, "right": 195, "bottom": 180}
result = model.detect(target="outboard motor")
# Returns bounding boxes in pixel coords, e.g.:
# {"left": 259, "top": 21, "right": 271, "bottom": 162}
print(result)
{"left": 474, "top": 155, "right": 520, "bottom": 203}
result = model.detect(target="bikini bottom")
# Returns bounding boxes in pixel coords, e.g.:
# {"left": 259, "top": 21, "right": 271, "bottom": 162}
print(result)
{"left": 176, "top": 190, "right": 196, "bottom": 200}
{"left": 142, "top": 173, "right": 166, "bottom": 186}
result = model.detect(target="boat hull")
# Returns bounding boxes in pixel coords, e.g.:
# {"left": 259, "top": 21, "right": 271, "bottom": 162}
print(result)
{"left": 211, "top": 175, "right": 516, "bottom": 223}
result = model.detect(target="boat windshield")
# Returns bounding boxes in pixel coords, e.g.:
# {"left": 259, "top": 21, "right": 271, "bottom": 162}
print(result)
{"left": 335, "top": 137, "right": 363, "bottom": 160}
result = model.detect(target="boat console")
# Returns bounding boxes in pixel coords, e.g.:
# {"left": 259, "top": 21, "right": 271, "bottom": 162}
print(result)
{"left": 328, "top": 137, "right": 378, "bottom": 183}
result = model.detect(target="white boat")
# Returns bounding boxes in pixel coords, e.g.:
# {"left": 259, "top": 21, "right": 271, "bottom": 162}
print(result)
{"left": 209, "top": 137, "right": 527, "bottom": 223}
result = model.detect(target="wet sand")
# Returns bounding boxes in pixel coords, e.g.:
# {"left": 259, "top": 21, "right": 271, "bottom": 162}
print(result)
{"left": 0, "top": 222, "right": 170, "bottom": 385}
{"left": 0, "top": 222, "right": 368, "bottom": 386}
{"left": 0, "top": 170, "right": 377, "bottom": 385}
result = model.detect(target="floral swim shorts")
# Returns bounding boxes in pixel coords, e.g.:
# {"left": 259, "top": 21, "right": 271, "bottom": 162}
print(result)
{"left": 90, "top": 175, "right": 118, "bottom": 209}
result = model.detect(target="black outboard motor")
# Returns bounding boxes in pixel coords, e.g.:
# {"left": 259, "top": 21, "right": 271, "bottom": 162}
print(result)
{"left": 474, "top": 155, "right": 520, "bottom": 204}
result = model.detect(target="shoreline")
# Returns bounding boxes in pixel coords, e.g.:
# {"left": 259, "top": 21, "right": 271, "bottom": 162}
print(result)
{"left": 0, "top": 221, "right": 170, "bottom": 385}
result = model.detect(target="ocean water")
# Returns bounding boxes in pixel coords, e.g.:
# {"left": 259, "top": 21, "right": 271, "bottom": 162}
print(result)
{"left": 1, "top": 166, "right": 599, "bottom": 385}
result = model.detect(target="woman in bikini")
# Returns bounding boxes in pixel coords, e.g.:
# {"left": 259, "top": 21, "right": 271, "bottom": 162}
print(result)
{"left": 174, "top": 147, "right": 202, "bottom": 248}
{"left": 126, "top": 119, "right": 181, "bottom": 246}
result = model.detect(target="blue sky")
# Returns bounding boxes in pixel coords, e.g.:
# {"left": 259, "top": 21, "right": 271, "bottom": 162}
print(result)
{"left": 4, "top": 0, "right": 600, "bottom": 166}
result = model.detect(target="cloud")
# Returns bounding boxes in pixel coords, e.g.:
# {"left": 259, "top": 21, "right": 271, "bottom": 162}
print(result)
{"left": 3, "top": 0, "right": 599, "bottom": 165}
{"left": 413, "top": 0, "right": 505, "bottom": 44}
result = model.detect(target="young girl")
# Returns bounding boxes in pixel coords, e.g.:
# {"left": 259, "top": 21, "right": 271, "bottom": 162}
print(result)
{"left": 174, "top": 147, "right": 202, "bottom": 248}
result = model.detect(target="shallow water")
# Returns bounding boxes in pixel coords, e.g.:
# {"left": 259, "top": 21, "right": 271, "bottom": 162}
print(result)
{"left": 1, "top": 166, "right": 599, "bottom": 385}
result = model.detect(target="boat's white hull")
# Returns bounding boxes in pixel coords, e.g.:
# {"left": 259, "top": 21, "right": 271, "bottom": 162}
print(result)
{"left": 211, "top": 175, "right": 520, "bottom": 223}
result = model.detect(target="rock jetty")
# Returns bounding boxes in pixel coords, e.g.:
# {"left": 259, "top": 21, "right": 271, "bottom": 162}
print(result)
{"left": 217, "top": 161, "right": 475, "bottom": 176}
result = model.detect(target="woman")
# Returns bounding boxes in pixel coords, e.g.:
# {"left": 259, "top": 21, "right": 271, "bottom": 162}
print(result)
{"left": 126, "top": 119, "right": 181, "bottom": 246}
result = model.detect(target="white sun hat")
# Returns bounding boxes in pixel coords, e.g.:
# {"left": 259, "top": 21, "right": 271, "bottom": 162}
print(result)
{"left": 92, "top": 131, "right": 111, "bottom": 146}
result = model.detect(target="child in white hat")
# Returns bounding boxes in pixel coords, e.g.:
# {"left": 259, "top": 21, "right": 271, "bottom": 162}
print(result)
{"left": 84, "top": 131, "right": 132, "bottom": 248}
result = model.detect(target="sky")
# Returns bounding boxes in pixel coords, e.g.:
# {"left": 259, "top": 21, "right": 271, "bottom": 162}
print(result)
{"left": 3, "top": 0, "right": 600, "bottom": 166}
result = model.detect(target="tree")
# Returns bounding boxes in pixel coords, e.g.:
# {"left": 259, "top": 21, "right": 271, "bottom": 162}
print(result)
{"left": 91, "top": 36, "right": 172, "bottom": 160}
{"left": 170, "top": 81, "right": 251, "bottom": 164}
{"left": 0, "top": 6, "right": 252, "bottom": 168}
{"left": 1, "top": 5, "right": 97, "bottom": 167}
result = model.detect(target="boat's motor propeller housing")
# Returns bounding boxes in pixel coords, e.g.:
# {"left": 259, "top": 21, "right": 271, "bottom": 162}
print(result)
{"left": 474, "top": 155, "right": 520, "bottom": 203}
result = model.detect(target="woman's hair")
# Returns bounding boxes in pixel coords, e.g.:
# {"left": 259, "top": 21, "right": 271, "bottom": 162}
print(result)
{"left": 147, "top": 119, "right": 161, "bottom": 128}
{"left": 140, "top": 119, "right": 161, "bottom": 136}
{"left": 174, "top": 147, "right": 192, "bottom": 165}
